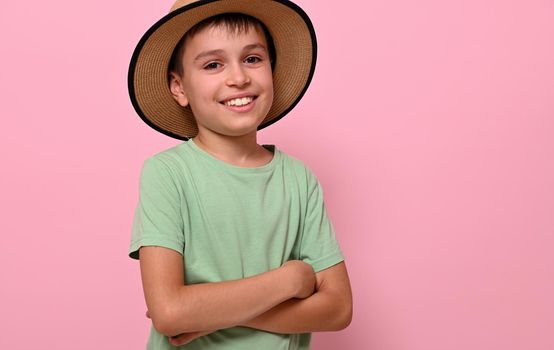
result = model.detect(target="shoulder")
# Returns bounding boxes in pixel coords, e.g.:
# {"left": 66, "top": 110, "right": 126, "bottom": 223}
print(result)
{"left": 274, "top": 146, "right": 319, "bottom": 186}
{"left": 141, "top": 142, "right": 192, "bottom": 177}
{"left": 136, "top": 144, "right": 194, "bottom": 194}
{"left": 148, "top": 143, "right": 186, "bottom": 166}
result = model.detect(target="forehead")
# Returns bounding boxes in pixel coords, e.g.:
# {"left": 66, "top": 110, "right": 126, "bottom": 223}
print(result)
{"left": 183, "top": 23, "right": 268, "bottom": 56}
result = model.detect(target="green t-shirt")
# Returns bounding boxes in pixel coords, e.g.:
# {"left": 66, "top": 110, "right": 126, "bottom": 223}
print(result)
{"left": 129, "top": 138, "right": 344, "bottom": 349}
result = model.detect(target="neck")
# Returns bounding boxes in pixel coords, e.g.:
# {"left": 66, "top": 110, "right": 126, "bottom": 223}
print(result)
{"left": 192, "top": 130, "right": 265, "bottom": 166}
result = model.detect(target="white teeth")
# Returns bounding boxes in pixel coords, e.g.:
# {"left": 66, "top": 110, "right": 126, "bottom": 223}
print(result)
{"left": 224, "top": 96, "right": 253, "bottom": 106}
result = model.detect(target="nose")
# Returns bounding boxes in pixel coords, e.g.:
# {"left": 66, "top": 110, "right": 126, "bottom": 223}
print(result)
{"left": 225, "top": 63, "right": 250, "bottom": 87}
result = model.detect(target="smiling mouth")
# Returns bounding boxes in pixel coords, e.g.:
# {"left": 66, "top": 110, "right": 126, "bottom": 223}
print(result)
{"left": 220, "top": 96, "right": 258, "bottom": 107}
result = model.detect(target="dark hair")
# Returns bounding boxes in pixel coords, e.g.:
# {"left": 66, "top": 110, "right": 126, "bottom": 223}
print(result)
{"left": 168, "top": 13, "right": 276, "bottom": 79}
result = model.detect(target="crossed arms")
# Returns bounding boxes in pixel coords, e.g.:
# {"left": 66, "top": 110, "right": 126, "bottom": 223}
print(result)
{"left": 139, "top": 246, "right": 353, "bottom": 340}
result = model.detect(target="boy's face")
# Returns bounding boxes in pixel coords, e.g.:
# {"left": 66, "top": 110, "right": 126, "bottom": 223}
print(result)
{"left": 169, "top": 24, "right": 274, "bottom": 138}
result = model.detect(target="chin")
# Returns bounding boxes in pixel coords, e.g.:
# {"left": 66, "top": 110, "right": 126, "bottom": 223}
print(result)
{"left": 210, "top": 126, "right": 255, "bottom": 138}
{"left": 227, "top": 121, "right": 265, "bottom": 135}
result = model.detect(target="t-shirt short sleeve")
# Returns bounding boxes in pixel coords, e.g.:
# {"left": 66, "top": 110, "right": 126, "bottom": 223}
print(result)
{"left": 129, "top": 156, "right": 185, "bottom": 260}
{"left": 299, "top": 170, "right": 345, "bottom": 272}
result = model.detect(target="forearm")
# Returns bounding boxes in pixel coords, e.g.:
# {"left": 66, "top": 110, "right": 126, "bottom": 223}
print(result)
{"left": 161, "top": 267, "right": 295, "bottom": 336}
{"left": 240, "top": 289, "right": 351, "bottom": 333}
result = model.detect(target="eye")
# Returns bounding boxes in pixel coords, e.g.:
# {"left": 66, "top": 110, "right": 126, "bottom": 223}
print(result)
{"left": 245, "top": 56, "right": 262, "bottom": 64}
{"left": 204, "top": 62, "right": 222, "bottom": 70}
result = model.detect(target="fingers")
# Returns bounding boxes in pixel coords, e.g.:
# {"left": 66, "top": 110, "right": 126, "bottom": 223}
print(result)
{"left": 168, "top": 332, "right": 200, "bottom": 346}
{"left": 169, "top": 331, "right": 214, "bottom": 346}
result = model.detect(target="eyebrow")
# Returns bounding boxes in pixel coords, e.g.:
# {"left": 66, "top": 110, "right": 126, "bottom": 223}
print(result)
{"left": 193, "top": 43, "right": 268, "bottom": 62}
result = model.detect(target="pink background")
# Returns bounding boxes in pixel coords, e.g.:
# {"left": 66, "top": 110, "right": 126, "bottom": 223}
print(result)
{"left": 1, "top": 0, "right": 553, "bottom": 349}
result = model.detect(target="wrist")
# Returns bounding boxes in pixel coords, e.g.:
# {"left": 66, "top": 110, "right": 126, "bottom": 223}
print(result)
{"left": 239, "top": 317, "right": 255, "bottom": 328}
{"left": 277, "top": 262, "right": 299, "bottom": 299}
{"left": 238, "top": 266, "right": 295, "bottom": 328}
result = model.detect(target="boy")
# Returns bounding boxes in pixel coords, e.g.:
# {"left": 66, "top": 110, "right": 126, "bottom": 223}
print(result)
{"left": 128, "top": 0, "right": 353, "bottom": 348}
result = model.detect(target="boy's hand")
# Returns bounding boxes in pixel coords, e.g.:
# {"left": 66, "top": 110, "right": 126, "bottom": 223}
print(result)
{"left": 282, "top": 260, "right": 316, "bottom": 299}
{"left": 168, "top": 330, "right": 216, "bottom": 346}
{"left": 146, "top": 309, "right": 215, "bottom": 345}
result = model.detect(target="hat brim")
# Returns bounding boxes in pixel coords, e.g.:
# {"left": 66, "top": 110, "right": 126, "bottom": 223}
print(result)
{"left": 128, "top": 0, "right": 317, "bottom": 140}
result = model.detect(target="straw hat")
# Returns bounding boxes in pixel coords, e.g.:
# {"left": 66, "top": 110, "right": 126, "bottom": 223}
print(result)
{"left": 128, "top": 0, "right": 317, "bottom": 140}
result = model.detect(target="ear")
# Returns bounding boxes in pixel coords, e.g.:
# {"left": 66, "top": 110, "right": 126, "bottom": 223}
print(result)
{"left": 168, "top": 71, "right": 189, "bottom": 107}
